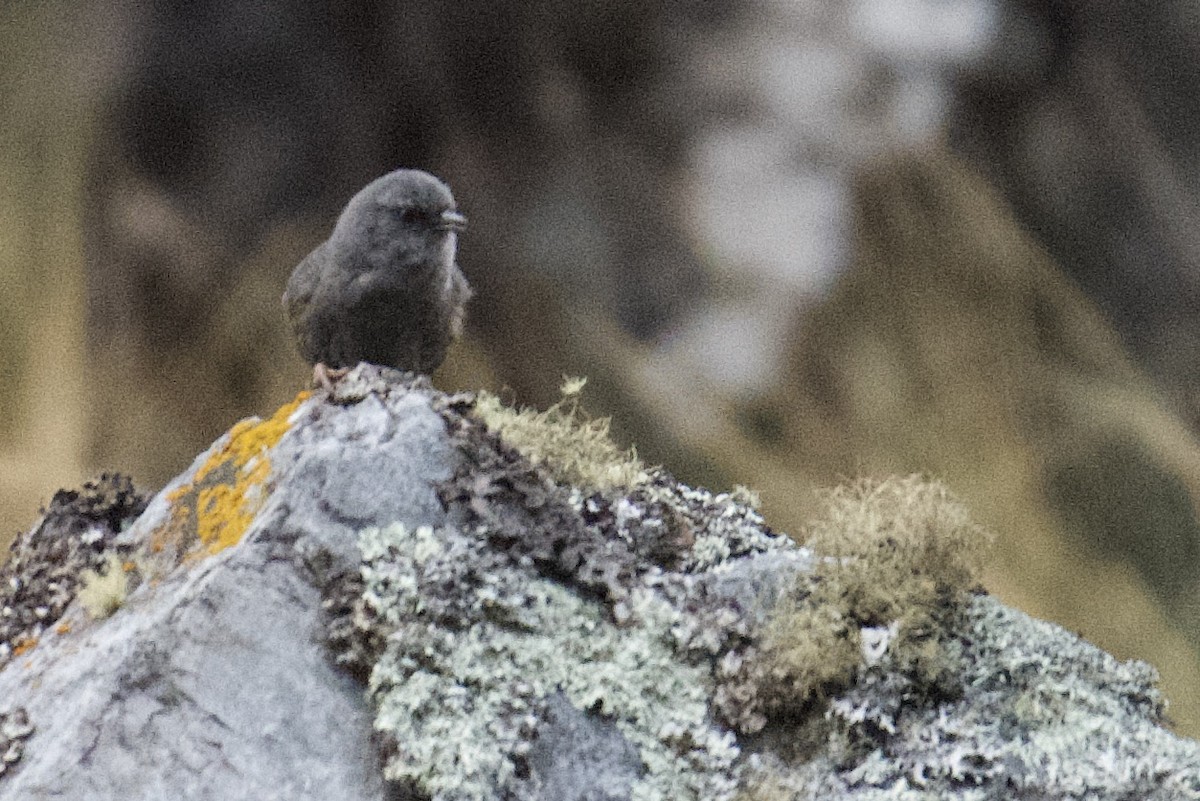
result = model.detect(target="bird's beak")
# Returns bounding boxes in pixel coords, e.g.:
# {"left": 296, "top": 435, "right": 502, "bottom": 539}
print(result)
{"left": 439, "top": 209, "right": 468, "bottom": 232}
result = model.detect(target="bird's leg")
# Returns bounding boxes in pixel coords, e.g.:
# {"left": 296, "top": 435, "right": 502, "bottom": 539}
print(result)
{"left": 312, "top": 362, "right": 350, "bottom": 391}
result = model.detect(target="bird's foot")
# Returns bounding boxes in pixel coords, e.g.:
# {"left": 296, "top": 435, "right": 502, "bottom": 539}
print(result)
{"left": 312, "top": 363, "right": 350, "bottom": 392}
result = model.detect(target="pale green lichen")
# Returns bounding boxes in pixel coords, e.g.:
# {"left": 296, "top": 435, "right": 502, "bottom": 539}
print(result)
{"left": 649, "top": 483, "right": 785, "bottom": 574}
{"left": 690, "top": 533, "right": 733, "bottom": 570}
{"left": 358, "top": 521, "right": 754, "bottom": 800}
{"left": 77, "top": 553, "right": 130, "bottom": 620}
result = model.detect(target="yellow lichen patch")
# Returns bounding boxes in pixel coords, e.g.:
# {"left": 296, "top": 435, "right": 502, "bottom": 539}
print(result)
{"left": 156, "top": 391, "right": 311, "bottom": 561}
{"left": 195, "top": 390, "right": 312, "bottom": 484}
{"left": 11, "top": 637, "right": 36, "bottom": 656}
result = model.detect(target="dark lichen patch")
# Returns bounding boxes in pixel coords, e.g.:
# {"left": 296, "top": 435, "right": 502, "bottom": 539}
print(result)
{"left": 317, "top": 567, "right": 383, "bottom": 684}
{"left": 0, "top": 474, "right": 147, "bottom": 666}
{"left": 437, "top": 391, "right": 644, "bottom": 607}
{"left": 436, "top": 391, "right": 786, "bottom": 614}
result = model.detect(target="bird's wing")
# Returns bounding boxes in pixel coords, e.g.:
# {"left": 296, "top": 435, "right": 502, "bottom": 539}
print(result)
{"left": 282, "top": 243, "right": 327, "bottom": 320}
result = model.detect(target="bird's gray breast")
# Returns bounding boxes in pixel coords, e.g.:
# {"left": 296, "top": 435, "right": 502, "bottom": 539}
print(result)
{"left": 315, "top": 264, "right": 451, "bottom": 372}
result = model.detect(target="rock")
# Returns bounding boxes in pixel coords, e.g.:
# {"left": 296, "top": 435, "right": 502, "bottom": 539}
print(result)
{"left": 0, "top": 367, "right": 455, "bottom": 800}
{"left": 0, "top": 364, "right": 1196, "bottom": 800}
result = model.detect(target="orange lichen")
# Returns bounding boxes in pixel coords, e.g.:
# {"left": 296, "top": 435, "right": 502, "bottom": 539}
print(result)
{"left": 12, "top": 637, "right": 37, "bottom": 656}
{"left": 156, "top": 391, "right": 312, "bottom": 561}
{"left": 55, "top": 623, "right": 71, "bottom": 635}
{"left": 194, "top": 390, "right": 310, "bottom": 484}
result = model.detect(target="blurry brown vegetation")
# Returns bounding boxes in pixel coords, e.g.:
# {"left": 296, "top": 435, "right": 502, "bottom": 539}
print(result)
{"left": 2, "top": 1, "right": 1199, "bottom": 736}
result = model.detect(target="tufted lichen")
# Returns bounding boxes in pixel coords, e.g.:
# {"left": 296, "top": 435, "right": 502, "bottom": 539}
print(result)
{"left": 471, "top": 377, "right": 647, "bottom": 492}
{"left": 750, "top": 476, "right": 993, "bottom": 719}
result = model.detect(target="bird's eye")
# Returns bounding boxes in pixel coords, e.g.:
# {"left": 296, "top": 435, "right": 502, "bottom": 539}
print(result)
{"left": 398, "top": 208, "right": 422, "bottom": 224}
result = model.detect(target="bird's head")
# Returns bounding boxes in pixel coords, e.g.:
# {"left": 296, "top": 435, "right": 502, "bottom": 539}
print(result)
{"left": 332, "top": 168, "right": 466, "bottom": 273}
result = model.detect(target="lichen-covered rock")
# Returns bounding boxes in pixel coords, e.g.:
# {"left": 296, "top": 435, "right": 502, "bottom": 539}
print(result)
{"left": 0, "top": 473, "right": 147, "bottom": 667}
{"left": 0, "top": 365, "right": 1196, "bottom": 801}
{"left": 741, "top": 596, "right": 1200, "bottom": 800}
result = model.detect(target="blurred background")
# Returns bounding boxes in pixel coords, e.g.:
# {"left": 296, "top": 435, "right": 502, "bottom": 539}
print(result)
{"left": 3, "top": 0, "right": 1200, "bottom": 734}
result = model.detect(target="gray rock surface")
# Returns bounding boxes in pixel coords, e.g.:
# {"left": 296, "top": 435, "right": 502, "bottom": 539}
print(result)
{"left": 0, "top": 364, "right": 1196, "bottom": 800}
{"left": 0, "top": 369, "right": 457, "bottom": 800}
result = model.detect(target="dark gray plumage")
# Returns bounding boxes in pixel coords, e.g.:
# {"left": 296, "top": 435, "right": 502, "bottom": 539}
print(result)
{"left": 283, "top": 169, "right": 471, "bottom": 379}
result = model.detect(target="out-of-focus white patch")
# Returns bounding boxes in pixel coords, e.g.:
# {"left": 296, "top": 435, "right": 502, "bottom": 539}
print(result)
{"left": 850, "top": 0, "right": 996, "bottom": 64}
{"left": 677, "top": 0, "right": 999, "bottom": 391}
{"left": 659, "top": 299, "right": 796, "bottom": 394}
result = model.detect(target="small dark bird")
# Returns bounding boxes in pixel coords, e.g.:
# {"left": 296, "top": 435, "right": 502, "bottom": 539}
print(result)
{"left": 283, "top": 169, "right": 471, "bottom": 386}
